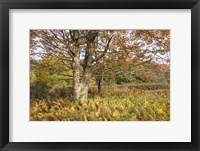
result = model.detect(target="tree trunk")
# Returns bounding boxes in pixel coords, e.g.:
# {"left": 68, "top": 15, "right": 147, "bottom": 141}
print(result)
{"left": 72, "top": 61, "right": 91, "bottom": 101}
{"left": 72, "top": 31, "right": 98, "bottom": 101}
{"left": 96, "top": 77, "right": 103, "bottom": 96}
{"left": 79, "top": 69, "right": 91, "bottom": 101}
{"left": 79, "top": 81, "right": 89, "bottom": 101}
{"left": 72, "top": 60, "right": 81, "bottom": 101}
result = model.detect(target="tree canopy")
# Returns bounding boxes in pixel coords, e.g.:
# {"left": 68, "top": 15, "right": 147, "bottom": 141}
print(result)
{"left": 30, "top": 30, "right": 170, "bottom": 101}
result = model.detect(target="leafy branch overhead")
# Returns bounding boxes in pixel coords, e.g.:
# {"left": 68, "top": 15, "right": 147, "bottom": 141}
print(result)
{"left": 30, "top": 30, "right": 170, "bottom": 101}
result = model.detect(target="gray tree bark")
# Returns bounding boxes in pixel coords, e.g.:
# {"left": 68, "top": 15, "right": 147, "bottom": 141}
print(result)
{"left": 72, "top": 64, "right": 91, "bottom": 101}
{"left": 96, "top": 77, "right": 103, "bottom": 96}
{"left": 72, "top": 30, "right": 112, "bottom": 101}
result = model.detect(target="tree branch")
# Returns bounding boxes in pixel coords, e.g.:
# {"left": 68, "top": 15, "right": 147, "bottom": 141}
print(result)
{"left": 92, "top": 36, "right": 113, "bottom": 64}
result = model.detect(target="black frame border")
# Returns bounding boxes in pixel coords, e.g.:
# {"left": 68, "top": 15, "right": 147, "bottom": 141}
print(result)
{"left": 0, "top": 0, "right": 199, "bottom": 151}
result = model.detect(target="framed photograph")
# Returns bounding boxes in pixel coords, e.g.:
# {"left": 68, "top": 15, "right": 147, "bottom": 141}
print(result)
{"left": 0, "top": 0, "right": 199, "bottom": 150}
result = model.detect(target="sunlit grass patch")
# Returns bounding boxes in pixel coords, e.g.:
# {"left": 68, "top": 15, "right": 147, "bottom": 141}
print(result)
{"left": 30, "top": 89, "right": 170, "bottom": 121}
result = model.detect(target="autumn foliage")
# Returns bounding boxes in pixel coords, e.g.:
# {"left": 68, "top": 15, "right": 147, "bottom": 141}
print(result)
{"left": 30, "top": 30, "right": 170, "bottom": 121}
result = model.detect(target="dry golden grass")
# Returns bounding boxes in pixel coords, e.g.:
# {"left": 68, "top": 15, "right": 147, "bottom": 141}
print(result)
{"left": 30, "top": 88, "right": 170, "bottom": 121}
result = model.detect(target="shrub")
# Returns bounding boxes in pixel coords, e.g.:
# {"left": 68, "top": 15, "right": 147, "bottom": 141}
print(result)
{"left": 48, "top": 85, "right": 73, "bottom": 99}
{"left": 30, "top": 81, "right": 49, "bottom": 99}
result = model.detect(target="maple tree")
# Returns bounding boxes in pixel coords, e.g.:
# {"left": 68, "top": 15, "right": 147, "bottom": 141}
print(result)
{"left": 92, "top": 30, "right": 170, "bottom": 95}
{"left": 30, "top": 30, "right": 170, "bottom": 101}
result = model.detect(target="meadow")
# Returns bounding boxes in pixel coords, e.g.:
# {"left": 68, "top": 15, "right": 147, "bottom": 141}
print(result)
{"left": 30, "top": 29, "right": 170, "bottom": 121}
{"left": 30, "top": 83, "right": 170, "bottom": 121}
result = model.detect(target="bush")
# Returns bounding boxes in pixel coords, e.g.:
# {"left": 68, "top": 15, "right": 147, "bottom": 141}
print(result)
{"left": 119, "top": 83, "right": 169, "bottom": 91}
{"left": 30, "top": 81, "right": 49, "bottom": 99}
{"left": 31, "top": 81, "right": 73, "bottom": 100}
{"left": 48, "top": 85, "right": 70, "bottom": 99}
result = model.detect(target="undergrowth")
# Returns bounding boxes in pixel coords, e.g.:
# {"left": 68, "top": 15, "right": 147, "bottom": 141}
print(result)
{"left": 30, "top": 89, "right": 170, "bottom": 121}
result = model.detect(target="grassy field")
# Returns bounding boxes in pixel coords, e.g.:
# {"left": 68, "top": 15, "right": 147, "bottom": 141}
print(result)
{"left": 30, "top": 85, "right": 170, "bottom": 121}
